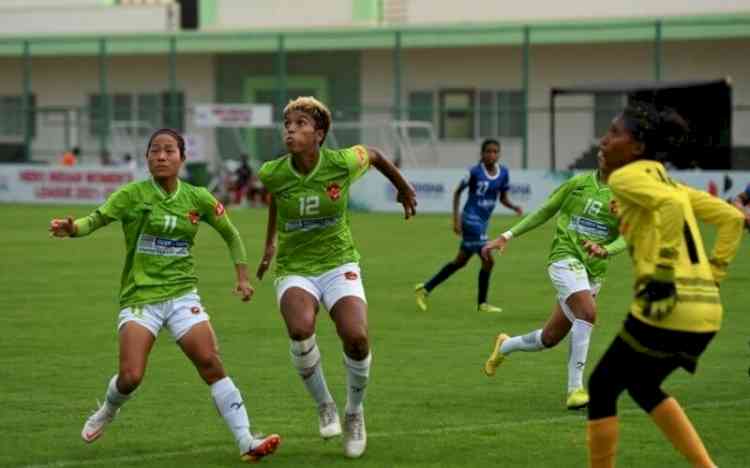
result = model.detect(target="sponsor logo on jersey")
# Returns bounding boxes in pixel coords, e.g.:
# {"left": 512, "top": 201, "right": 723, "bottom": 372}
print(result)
{"left": 326, "top": 182, "right": 342, "bottom": 201}
{"left": 188, "top": 210, "right": 200, "bottom": 224}
{"left": 214, "top": 202, "right": 225, "bottom": 217}
{"left": 568, "top": 216, "right": 610, "bottom": 238}
{"left": 136, "top": 234, "right": 190, "bottom": 257}
{"left": 284, "top": 216, "right": 339, "bottom": 232}
{"left": 344, "top": 271, "right": 358, "bottom": 280}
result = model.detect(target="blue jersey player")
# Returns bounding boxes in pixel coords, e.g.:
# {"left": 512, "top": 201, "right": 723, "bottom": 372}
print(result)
{"left": 415, "top": 139, "right": 522, "bottom": 313}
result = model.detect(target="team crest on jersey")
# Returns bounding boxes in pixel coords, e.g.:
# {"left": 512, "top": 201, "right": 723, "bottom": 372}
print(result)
{"left": 327, "top": 182, "right": 342, "bottom": 201}
{"left": 214, "top": 202, "right": 225, "bottom": 217}
{"left": 354, "top": 146, "right": 368, "bottom": 168}
{"left": 188, "top": 210, "right": 200, "bottom": 224}
{"left": 344, "top": 271, "right": 358, "bottom": 280}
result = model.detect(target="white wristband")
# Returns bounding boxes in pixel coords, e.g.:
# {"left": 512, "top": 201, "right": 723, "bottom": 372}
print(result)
{"left": 501, "top": 231, "right": 513, "bottom": 241}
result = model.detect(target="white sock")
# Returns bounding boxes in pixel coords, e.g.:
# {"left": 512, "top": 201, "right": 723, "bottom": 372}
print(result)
{"left": 500, "top": 329, "right": 545, "bottom": 355}
{"left": 568, "top": 319, "right": 593, "bottom": 391}
{"left": 104, "top": 374, "right": 130, "bottom": 414}
{"left": 343, "top": 353, "right": 371, "bottom": 415}
{"left": 290, "top": 335, "right": 334, "bottom": 406}
{"left": 211, "top": 376, "right": 252, "bottom": 452}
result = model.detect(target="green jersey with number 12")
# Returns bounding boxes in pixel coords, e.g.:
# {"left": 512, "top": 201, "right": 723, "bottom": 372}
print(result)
{"left": 258, "top": 145, "right": 371, "bottom": 277}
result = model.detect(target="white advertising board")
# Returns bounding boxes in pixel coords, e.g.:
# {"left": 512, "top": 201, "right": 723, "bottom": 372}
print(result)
{"left": 193, "top": 104, "right": 273, "bottom": 128}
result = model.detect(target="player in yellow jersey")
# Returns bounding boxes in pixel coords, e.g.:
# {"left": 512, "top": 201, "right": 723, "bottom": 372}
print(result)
{"left": 586, "top": 102, "right": 745, "bottom": 468}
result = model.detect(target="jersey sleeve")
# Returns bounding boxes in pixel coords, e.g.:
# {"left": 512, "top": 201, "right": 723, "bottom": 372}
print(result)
{"left": 603, "top": 235, "right": 627, "bottom": 257}
{"left": 509, "top": 176, "right": 576, "bottom": 238}
{"left": 197, "top": 188, "right": 248, "bottom": 265}
{"left": 457, "top": 170, "right": 472, "bottom": 192}
{"left": 340, "top": 145, "right": 371, "bottom": 183}
{"left": 499, "top": 167, "right": 510, "bottom": 193}
{"left": 73, "top": 185, "right": 130, "bottom": 236}
{"left": 609, "top": 165, "right": 683, "bottom": 269}
{"left": 683, "top": 184, "right": 745, "bottom": 282}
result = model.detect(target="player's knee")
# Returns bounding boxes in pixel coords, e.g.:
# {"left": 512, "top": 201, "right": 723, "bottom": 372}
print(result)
{"left": 627, "top": 385, "right": 668, "bottom": 413}
{"left": 118, "top": 368, "right": 145, "bottom": 393}
{"left": 343, "top": 334, "right": 369, "bottom": 361}
{"left": 287, "top": 322, "right": 315, "bottom": 342}
{"left": 541, "top": 328, "right": 562, "bottom": 348}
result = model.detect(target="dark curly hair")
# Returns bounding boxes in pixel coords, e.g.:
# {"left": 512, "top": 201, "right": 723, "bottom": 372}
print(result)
{"left": 621, "top": 101, "right": 690, "bottom": 163}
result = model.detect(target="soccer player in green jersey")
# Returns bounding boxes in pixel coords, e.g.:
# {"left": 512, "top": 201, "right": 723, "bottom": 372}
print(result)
{"left": 49, "top": 129, "right": 280, "bottom": 463}
{"left": 480, "top": 153, "right": 625, "bottom": 410}
{"left": 255, "top": 97, "right": 416, "bottom": 458}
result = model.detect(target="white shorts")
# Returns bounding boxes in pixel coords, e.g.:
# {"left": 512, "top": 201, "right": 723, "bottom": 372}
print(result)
{"left": 117, "top": 290, "right": 210, "bottom": 341}
{"left": 547, "top": 258, "right": 601, "bottom": 323}
{"left": 275, "top": 263, "right": 367, "bottom": 312}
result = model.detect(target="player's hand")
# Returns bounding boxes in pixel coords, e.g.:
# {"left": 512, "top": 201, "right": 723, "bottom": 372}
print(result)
{"left": 453, "top": 219, "right": 462, "bottom": 236}
{"left": 49, "top": 216, "right": 76, "bottom": 237}
{"left": 396, "top": 185, "right": 417, "bottom": 220}
{"left": 636, "top": 266, "right": 677, "bottom": 320}
{"left": 481, "top": 236, "right": 509, "bottom": 261}
{"left": 234, "top": 280, "right": 254, "bottom": 302}
{"left": 582, "top": 240, "right": 609, "bottom": 258}
{"left": 256, "top": 245, "right": 276, "bottom": 280}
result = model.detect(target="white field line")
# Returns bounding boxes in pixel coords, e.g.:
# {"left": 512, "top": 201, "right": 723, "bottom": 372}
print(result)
{"left": 18, "top": 398, "right": 750, "bottom": 468}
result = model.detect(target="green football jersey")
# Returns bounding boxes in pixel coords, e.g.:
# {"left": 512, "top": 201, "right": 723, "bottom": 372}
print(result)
{"left": 510, "top": 171, "right": 622, "bottom": 281}
{"left": 74, "top": 179, "right": 247, "bottom": 308}
{"left": 258, "top": 145, "right": 371, "bottom": 277}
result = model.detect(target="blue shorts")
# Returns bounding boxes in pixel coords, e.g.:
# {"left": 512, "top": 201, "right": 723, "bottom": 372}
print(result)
{"left": 460, "top": 222, "right": 487, "bottom": 255}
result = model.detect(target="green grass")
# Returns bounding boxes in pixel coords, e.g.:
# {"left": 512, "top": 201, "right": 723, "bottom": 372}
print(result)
{"left": 1, "top": 204, "right": 749, "bottom": 468}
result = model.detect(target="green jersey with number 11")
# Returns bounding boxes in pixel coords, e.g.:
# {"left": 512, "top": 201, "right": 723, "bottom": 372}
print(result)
{"left": 73, "top": 179, "right": 247, "bottom": 308}
{"left": 258, "top": 145, "right": 371, "bottom": 277}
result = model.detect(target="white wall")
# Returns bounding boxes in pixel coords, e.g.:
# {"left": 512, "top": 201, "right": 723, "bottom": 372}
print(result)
{"left": 213, "top": 0, "right": 356, "bottom": 30}
{"left": 361, "top": 38, "right": 750, "bottom": 169}
{"left": 405, "top": 0, "right": 750, "bottom": 24}
{"left": 0, "top": 55, "right": 214, "bottom": 163}
{"left": 0, "top": 3, "right": 178, "bottom": 35}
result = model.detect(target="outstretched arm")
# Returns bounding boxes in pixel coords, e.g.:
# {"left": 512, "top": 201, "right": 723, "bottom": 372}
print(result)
{"left": 49, "top": 210, "right": 112, "bottom": 238}
{"left": 367, "top": 146, "right": 416, "bottom": 219}
{"left": 256, "top": 195, "right": 277, "bottom": 280}
{"left": 499, "top": 191, "right": 523, "bottom": 215}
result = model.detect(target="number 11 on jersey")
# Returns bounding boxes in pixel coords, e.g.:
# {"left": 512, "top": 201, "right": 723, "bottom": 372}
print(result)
{"left": 299, "top": 196, "right": 320, "bottom": 216}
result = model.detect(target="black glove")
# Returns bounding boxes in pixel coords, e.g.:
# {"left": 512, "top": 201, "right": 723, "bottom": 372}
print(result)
{"left": 636, "top": 266, "right": 677, "bottom": 320}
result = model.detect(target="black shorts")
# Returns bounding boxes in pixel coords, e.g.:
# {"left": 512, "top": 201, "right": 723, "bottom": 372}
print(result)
{"left": 618, "top": 314, "right": 716, "bottom": 374}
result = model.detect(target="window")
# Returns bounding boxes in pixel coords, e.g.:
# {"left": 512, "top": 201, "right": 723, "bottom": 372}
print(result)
{"left": 408, "top": 88, "right": 524, "bottom": 140}
{"left": 439, "top": 90, "right": 474, "bottom": 139}
{"left": 594, "top": 93, "right": 626, "bottom": 139}
{"left": 89, "top": 91, "right": 184, "bottom": 137}
{"left": 0, "top": 95, "right": 36, "bottom": 138}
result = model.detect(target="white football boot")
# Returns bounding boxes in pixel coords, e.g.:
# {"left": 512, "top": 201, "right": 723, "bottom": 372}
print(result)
{"left": 343, "top": 412, "right": 367, "bottom": 458}
{"left": 81, "top": 401, "right": 118, "bottom": 443}
{"left": 318, "top": 401, "right": 342, "bottom": 439}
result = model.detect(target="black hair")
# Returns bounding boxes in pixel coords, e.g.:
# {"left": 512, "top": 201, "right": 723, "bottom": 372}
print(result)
{"left": 481, "top": 138, "right": 501, "bottom": 153}
{"left": 146, "top": 128, "right": 186, "bottom": 161}
{"left": 621, "top": 101, "right": 690, "bottom": 162}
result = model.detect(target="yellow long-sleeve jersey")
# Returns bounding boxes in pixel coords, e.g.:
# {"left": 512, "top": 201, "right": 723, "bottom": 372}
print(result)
{"left": 609, "top": 160, "right": 745, "bottom": 333}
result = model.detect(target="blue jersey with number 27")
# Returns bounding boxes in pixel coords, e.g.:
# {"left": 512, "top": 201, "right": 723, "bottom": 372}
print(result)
{"left": 459, "top": 163, "right": 509, "bottom": 251}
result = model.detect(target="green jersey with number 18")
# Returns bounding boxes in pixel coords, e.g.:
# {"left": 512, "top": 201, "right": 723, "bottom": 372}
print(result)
{"left": 73, "top": 179, "right": 247, "bottom": 308}
{"left": 258, "top": 145, "right": 371, "bottom": 277}
{"left": 509, "top": 171, "right": 623, "bottom": 282}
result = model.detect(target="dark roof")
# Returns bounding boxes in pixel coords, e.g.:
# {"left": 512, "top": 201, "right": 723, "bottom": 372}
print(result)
{"left": 551, "top": 78, "right": 731, "bottom": 96}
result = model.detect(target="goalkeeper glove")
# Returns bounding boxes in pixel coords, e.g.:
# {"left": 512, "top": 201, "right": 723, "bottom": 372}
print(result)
{"left": 636, "top": 265, "right": 677, "bottom": 320}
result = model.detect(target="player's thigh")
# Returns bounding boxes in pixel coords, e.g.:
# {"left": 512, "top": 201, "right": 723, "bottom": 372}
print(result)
{"left": 118, "top": 321, "right": 157, "bottom": 379}
{"left": 164, "top": 290, "right": 211, "bottom": 342}
{"left": 178, "top": 321, "right": 226, "bottom": 382}
{"left": 548, "top": 259, "right": 595, "bottom": 321}
{"left": 277, "top": 276, "right": 321, "bottom": 339}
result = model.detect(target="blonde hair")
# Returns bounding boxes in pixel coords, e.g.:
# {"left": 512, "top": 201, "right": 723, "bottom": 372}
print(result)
{"left": 283, "top": 96, "right": 332, "bottom": 144}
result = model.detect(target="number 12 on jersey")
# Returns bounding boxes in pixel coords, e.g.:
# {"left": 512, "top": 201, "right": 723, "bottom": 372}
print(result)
{"left": 299, "top": 196, "right": 320, "bottom": 216}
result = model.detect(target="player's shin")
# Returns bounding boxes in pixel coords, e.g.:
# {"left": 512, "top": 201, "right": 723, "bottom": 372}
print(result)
{"left": 569, "top": 319, "right": 594, "bottom": 392}
{"left": 650, "top": 398, "right": 716, "bottom": 468}
{"left": 500, "top": 329, "right": 545, "bottom": 355}
{"left": 343, "top": 352, "right": 371, "bottom": 414}
{"left": 210, "top": 376, "right": 253, "bottom": 452}
{"left": 587, "top": 416, "right": 619, "bottom": 468}
{"left": 290, "top": 335, "right": 334, "bottom": 405}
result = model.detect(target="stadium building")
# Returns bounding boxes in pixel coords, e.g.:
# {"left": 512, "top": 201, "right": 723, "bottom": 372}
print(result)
{"left": 0, "top": 0, "right": 748, "bottom": 173}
